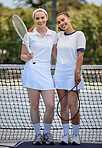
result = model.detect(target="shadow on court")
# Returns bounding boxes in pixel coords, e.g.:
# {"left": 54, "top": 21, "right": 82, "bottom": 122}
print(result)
{"left": 10, "top": 141, "right": 102, "bottom": 148}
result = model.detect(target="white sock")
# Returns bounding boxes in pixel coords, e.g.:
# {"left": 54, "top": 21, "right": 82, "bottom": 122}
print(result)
{"left": 44, "top": 123, "right": 52, "bottom": 134}
{"left": 33, "top": 123, "right": 41, "bottom": 134}
{"left": 72, "top": 124, "right": 79, "bottom": 136}
{"left": 62, "top": 124, "right": 69, "bottom": 136}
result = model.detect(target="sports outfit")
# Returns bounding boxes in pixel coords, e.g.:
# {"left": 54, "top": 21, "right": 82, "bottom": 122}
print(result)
{"left": 53, "top": 30, "right": 86, "bottom": 90}
{"left": 21, "top": 27, "right": 57, "bottom": 90}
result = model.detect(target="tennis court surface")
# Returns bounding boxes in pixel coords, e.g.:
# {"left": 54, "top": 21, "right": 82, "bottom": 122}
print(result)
{"left": 0, "top": 65, "right": 102, "bottom": 147}
{"left": 0, "top": 141, "right": 102, "bottom": 148}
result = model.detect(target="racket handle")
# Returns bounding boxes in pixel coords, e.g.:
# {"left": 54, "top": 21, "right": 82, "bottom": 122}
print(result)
{"left": 26, "top": 44, "right": 36, "bottom": 64}
{"left": 32, "top": 58, "right": 36, "bottom": 64}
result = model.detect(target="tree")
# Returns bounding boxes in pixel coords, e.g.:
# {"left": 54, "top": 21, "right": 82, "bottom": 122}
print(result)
{"left": 6, "top": 0, "right": 87, "bottom": 9}
{"left": 10, "top": 0, "right": 51, "bottom": 8}
{"left": 0, "top": 4, "right": 102, "bottom": 64}
{"left": 0, "top": 6, "right": 35, "bottom": 64}
{"left": 68, "top": 4, "right": 102, "bottom": 64}
{"left": 58, "top": 0, "right": 87, "bottom": 11}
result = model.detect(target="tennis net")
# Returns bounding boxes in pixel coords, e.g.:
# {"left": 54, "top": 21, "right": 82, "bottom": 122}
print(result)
{"left": 0, "top": 64, "right": 102, "bottom": 143}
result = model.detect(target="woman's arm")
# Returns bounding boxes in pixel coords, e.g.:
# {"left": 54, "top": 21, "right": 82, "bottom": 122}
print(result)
{"left": 52, "top": 44, "right": 57, "bottom": 58}
{"left": 75, "top": 50, "right": 84, "bottom": 86}
{"left": 21, "top": 44, "right": 34, "bottom": 62}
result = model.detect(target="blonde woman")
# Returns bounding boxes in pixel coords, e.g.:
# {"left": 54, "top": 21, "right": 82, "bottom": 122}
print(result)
{"left": 21, "top": 8, "right": 57, "bottom": 145}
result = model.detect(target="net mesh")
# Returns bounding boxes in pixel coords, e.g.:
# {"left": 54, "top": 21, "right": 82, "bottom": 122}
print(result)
{"left": 0, "top": 65, "right": 102, "bottom": 143}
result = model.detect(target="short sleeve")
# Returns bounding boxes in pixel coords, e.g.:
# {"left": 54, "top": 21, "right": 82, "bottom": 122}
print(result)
{"left": 53, "top": 32, "right": 58, "bottom": 45}
{"left": 77, "top": 31, "right": 86, "bottom": 52}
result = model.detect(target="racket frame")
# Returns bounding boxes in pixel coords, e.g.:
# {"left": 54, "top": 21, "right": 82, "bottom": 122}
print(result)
{"left": 57, "top": 86, "right": 80, "bottom": 121}
{"left": 12, "top": 15, "right": 35, "bottom": 64}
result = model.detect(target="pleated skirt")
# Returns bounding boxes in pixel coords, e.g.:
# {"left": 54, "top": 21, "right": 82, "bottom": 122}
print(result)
{"left": 53, "top": 64, "right": 84, "bottom": 90}
{"left": 21, "top": 61, "right": 54, "bottom": 90}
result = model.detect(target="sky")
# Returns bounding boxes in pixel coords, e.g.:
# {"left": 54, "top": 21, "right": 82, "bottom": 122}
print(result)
{"left": 0, "top": 0, "right": 102, "bottom": 9}
{"left": 86, "top": 0, "right": 102, "bottom": 5}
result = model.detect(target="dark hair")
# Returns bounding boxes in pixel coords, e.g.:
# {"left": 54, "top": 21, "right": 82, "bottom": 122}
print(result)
{"left": 57, "top": 12, "right": 70, "bottom": 31}
{"left": 57, "top": 12, "right": 70, "bottom": 18}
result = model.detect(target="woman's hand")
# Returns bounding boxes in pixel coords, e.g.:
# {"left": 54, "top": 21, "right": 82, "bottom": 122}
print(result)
{"left": 27, "top": 52, "right": 34, "bottom": 61}
{"left": 21, "top": 44, "right": 34, "bottom": 62}
{"left": 75, "top": 70, "right": 81, "bottom": 86}
{"left": 28, "top": 27, "right": 34, "bottom": 32}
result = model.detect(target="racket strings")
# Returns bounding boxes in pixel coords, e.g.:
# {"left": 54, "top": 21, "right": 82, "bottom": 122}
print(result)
{"left": 60, "top": 95, "right": 69, "bottom": 120}
{"left": 13, "top": 16, "right": 26, "bottom": 38}
{"left": 57, "top": 89, "right": 80, "bottom": 121}
{"left": 12, "top": 15, "right": 35, "bottom": 64}
{"left": 68, "top": 91, "right": 79, "bottom": 120}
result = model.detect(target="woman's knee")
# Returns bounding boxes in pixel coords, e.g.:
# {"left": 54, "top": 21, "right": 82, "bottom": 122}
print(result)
{"left": 30, "top": 103, "right": 39, "bottom": 111}
{"left": 46, "top": 103, "right": 54, "bottom": 112}
{"left": 70, "top": 102, "right": 77, "bottom": 110}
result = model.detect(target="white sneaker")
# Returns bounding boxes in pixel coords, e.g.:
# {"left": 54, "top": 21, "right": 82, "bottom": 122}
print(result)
{"left": 71, "top": 135, "right": 81, "bottom": 145}
{"left": 59, "top": 134, "right": 70, "bottom": 144}
{"left": 33, "top": 134, "right": 43, "bottom": 145}
{"left": 43, "top": 132, "right": 55, "bottom": 145}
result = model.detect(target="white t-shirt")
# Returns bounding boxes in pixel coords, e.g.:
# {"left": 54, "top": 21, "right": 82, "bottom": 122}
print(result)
{"left": 23, "top": 27, "right": 57, "bottom": 63}
{"left": 57, "top": 31, "right": 86, "bottom": 65}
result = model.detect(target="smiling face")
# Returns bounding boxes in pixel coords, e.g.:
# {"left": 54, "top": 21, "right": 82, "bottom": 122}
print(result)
{"left": 34, "top": 11, "right": 48, "bottom": 28}
{"left": 57, "top": 14, "right": 71, "bottom": 31}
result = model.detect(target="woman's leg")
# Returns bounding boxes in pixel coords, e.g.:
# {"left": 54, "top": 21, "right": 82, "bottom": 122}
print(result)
{"left": 57, "top": 89, "right": 69, "bottom": 124}
{"left": 41, "top": 90, "right": 55, "bottom": 144}
{"left": 27, "top": 88, "right": 43, "bottom": 144}
{"left": 41, "top": 90, "right": 55, "bottom": 124}
{"left": 27, "top": 88, "right": 40, "bottom": 124}
{"left": 57, "top": 89, "right": 70, "bottom": 144}
{"left": 69, "top": 90, "right": 80, "bottom": 127}
{"left": 69, "top": 90, "right": 80, "bottom": 144}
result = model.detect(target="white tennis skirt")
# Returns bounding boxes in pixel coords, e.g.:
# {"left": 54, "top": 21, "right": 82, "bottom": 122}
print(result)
{"left": 21, "top": 61, "right": 54, "bottom": 90}
{"left": 53, "top": 64, "right": 84, "bottom": 90}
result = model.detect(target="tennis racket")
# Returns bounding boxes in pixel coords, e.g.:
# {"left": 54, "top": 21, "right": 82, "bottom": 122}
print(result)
{"left": 57, "top": 86, "right": 80, "bottom": 121}
{"left": 12, "top": 15, "right": 35, "bottom": 64}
